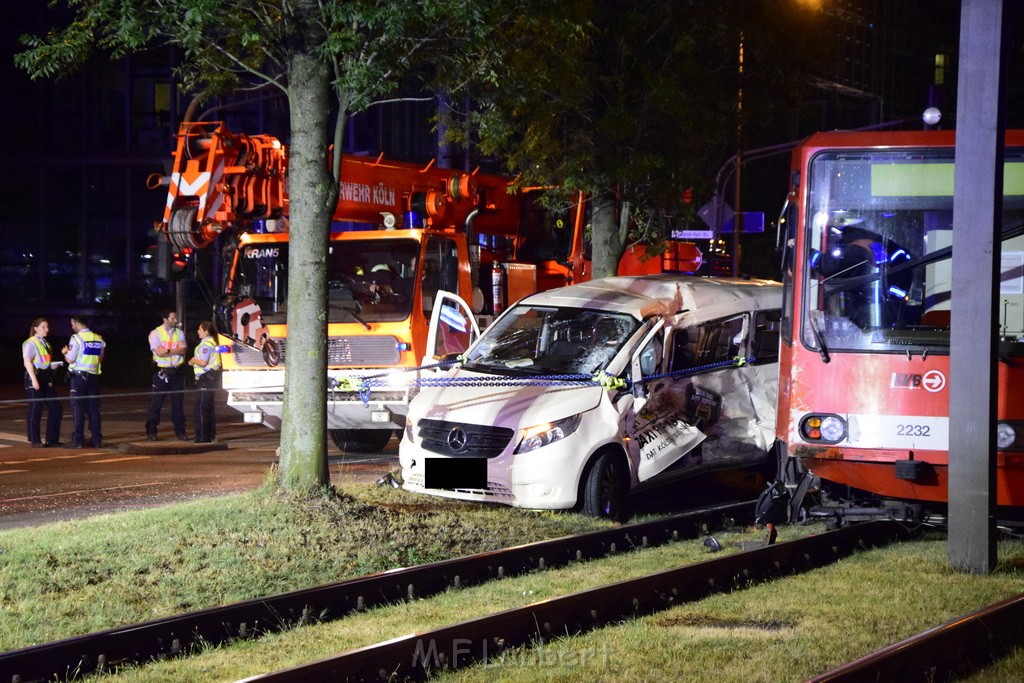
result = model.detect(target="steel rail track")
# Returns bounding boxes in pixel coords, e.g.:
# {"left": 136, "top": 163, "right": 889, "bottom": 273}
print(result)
{"left": 0, "top": 501, "right": 751, "bottom": 683}
{"left": 810, "top": 591, "right": 1024, "bottom": 682}
{"left": 242, "top": 520, "right": 914, "bottom": 682}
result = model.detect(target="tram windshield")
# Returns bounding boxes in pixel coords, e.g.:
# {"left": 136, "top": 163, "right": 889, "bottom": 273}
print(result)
{"left": 801, "top": 148, "right": 1024, "bottom": 354}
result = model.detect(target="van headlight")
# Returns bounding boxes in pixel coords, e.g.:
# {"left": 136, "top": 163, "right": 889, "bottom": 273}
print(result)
{"left": 515, "top": 414, "right": 582, "bottom": 454}
{"left": 404, "top": 418, "right": 415, "bottom": 442}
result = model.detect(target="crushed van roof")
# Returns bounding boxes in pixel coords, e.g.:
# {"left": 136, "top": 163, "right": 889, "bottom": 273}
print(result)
{"left": 520, "top": 275, "right": 781, "bottom": 319}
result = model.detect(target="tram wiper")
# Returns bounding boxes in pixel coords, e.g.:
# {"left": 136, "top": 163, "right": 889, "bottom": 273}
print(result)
{"left": 824, "top": 219, "right": 1024, "bottom": 298}
{"left": 808, "top": 311, "right": 831, "bottom": 364}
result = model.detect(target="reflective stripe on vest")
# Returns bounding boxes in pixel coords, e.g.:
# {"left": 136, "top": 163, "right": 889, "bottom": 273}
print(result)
{"left": 27, "top": 336, "right": 51, "bottom": 369}
{"left": 195, "top": 337, "right": 222, "bottom": 377}
{"left": 153, "top": 325, "right": 184, "bottom": 367}
{"left": 70, "top": 331, "right": 103, "bottom": 374}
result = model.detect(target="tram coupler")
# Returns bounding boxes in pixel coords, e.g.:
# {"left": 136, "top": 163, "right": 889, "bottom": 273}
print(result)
{"left": 807, "top": 499, "right": 926, "bottom": 529}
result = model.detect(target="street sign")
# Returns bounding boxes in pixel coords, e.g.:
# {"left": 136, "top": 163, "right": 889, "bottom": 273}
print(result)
{"left": 698, "top": 196, "right": 734, "bottom": 231}
{"left": 672, "top": 229, "right": 714, "bottom": 240}
{"left": 720, "top": 211, "right": 765, "bottom": 233}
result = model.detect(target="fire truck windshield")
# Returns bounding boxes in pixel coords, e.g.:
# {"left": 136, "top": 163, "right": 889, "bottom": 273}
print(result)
{"left": 326, "top": 238, "right": 418, "bottom": 323}
{"left": 802, "top": 147, "right": 1024, "bottom": 354}
{"left": 232, "top": 238, "right": 419, "bottom": 325}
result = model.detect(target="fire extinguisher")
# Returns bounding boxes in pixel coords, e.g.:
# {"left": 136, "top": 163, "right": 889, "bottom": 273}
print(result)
{"left": 491, "top": 262, "right": 506, "bottom": 314}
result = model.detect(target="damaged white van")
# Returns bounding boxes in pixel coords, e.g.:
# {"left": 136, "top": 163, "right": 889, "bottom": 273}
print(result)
{"left": 399, "top": 275, "right": 782, "bottom": 519}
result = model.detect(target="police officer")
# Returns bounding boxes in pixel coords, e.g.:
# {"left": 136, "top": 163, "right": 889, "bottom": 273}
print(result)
{"left": 145, "top": 308, "right": 190, "bottom": 441}
{"left": 187, "top": 320, "right": 221, "bottom": 443}
{"left": 62, "top": 315, "right": 105, "bottom": 449}
{"left": 22, "top": 317, "right": 63, "bottom": 447}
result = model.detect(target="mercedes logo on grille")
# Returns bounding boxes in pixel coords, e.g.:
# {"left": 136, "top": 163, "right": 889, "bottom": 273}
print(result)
{"left": 447, "top": 426, "right": 468, "bottom": 452}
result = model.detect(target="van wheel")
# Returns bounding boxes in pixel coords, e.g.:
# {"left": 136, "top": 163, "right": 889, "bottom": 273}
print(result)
{"left": 582, "top": 452, "right": 629, "bottom": 521}
{"left": 329, "top": 429, "right": 394, "bottom": 453}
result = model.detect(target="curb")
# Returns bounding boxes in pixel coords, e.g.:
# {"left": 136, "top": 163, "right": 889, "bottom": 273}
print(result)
{"left": 118, "top": 441, "right": 230, "bottom": 456}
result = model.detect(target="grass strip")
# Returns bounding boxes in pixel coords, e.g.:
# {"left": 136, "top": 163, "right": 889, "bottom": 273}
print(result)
{"left": 96, "top": 527, "right": 1024, "bottom": 682}
{"left": 0, "top": 480, "right": 608, "bottom": 651}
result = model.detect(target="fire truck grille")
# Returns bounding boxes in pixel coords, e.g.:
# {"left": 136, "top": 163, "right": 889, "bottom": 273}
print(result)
{"left": 417, "top": 419, "right": 514, "bottom": 458}
{"left": 232, "top": 336, "right": 401, "bottom": 367}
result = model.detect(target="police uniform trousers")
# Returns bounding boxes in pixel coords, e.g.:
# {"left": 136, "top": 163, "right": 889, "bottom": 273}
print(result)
{"left": 194, "top": 371, "right": 219, "bottom": 443}
{"left": 69, "top": 371, "right": 102, "bottom": 447}
{"left": 146, "top": 365, "right": 186, "bottom": 438}
{"left": 25, "top": 368, "right": 62, "bottom": 445}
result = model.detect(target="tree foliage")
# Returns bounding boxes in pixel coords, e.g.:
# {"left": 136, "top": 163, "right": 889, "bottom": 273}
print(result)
{"left": 461, "top": 0, "right": 829, "bottom": 277}
{"left": 16, "top": 0, "right": 523, "bottom": 491}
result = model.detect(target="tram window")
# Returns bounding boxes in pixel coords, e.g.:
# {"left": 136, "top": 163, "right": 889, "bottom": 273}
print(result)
{"left": 669, "top": 315, "right": 745, "bottom": 372}
{"left": 752, "top": 310, "right": 781, "bottom": 364}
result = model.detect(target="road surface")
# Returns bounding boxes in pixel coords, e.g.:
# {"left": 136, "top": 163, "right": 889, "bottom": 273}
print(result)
{"left": 0, "top": 385, "right": 398, "bottom": 529}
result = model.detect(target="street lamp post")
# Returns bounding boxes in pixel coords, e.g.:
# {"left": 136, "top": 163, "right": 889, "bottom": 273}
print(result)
{"left": 732, "top": 33, "right": 744, "bottom": 278}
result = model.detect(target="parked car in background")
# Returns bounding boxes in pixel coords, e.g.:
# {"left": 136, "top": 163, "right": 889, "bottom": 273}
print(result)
{"left": 399, "top": 275, "right": 783, "bottom": 519}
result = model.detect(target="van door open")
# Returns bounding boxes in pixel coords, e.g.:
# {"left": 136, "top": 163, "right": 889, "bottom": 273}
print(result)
{"left": 424, "top": 290, "right": 481, "bottom": 363}
{"left": 625, "top": 320, "right": 707, "bottom": 482}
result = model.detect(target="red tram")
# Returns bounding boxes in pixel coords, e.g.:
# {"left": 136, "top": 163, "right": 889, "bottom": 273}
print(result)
{"left": 774, "top": 130, "right": 1024, "bottom": 523}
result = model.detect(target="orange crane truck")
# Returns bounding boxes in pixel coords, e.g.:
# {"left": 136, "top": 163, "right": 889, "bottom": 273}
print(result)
{"left": 153, "top": 121, "right": 702, "bottom": 452}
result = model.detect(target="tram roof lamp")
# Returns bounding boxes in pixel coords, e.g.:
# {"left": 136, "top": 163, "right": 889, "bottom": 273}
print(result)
{"left": 922, "top": 107, "right": 942, "bottom": 126}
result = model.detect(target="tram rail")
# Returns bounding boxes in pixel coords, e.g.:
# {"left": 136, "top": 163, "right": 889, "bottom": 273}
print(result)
{"left": 810, "top": 591, "right": 1024, "bottom": 682}
{"left": 245, "top": 521, "right": 912, "bottom": 681}
{"left": 0, "top": 501, "right": 750, "bottom": 682}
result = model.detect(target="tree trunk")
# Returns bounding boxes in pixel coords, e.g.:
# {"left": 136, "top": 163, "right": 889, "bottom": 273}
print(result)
{"left": 278, "top": 11, "right": 336, "bottom": 491}
{"left": 590, "top": 192, "right": 622, "bottom": 279}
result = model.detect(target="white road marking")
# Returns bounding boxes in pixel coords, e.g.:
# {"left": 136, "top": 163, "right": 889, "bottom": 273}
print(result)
{"left": 0, "top": 431, "right": 29, "bottom": 442}
{"left": 89, "top": 456, "right": 154, "bottom": 464}
{"left": 0, "top": 482, "right": 169, "bottom": 504}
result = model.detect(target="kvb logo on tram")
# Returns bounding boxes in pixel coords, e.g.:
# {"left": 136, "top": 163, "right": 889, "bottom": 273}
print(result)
{"left": 890, "top": 369, "right": 947, "bottom": 393}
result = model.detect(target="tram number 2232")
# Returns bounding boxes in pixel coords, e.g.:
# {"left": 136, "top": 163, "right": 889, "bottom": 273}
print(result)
{"left": 895, "top": 424, "right": 931, "bottom": 437}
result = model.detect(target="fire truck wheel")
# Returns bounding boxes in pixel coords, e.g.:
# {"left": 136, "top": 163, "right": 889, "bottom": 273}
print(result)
{"left": 582, "top": 450, "right": 629, "bottom": 521}
{"left": 329, "top": 428, "right": 394, "bottom": 453}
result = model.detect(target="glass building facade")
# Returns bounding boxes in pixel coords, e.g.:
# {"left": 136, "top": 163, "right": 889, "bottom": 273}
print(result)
{"left": 0, "top": 6, "right": 440, "bottom": 340}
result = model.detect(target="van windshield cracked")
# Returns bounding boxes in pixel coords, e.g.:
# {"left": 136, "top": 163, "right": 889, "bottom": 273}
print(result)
{"left": 463, "top": 305, "right": 639, "bottom": 376}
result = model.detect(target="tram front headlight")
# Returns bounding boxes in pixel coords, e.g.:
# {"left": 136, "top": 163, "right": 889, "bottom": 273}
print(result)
{"left": 997, "top": 422, "right": 1017, "bottom": 450}
{"left": 800, "top": 413, "right": 846, "bottom": 444}
{"left": 820, "top": 416, "right": 846, "bottom": 442}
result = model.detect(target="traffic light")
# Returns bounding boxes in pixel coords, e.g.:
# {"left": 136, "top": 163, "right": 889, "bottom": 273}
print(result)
{"left": 152, "top": 240, "right": 190, "bottom": 280}
{"left": 155, "top": 239, "right": 172, "bottom": 280}
{"left": 682, "top": 187, "right": 694, "bottom": 204}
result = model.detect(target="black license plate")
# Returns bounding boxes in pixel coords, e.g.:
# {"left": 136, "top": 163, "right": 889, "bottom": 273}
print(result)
{"left": 424, "top": 457, "right": 487, "bottom": 490}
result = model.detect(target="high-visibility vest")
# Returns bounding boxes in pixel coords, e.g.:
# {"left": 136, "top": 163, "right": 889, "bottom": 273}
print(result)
{"left": 152, "top": 325, "right": 184, "bottom": 367}
{"left": 25, "top": 336, "right": 51, "bottom": 369}
{"left": 194, "top": 336, "right": 222, "bottom": 378}
{"left": 69, "top": 330, "right": 104, "bottom": 375}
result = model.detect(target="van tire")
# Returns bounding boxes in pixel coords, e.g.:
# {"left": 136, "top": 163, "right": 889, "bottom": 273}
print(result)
{"left": 582, "top": 451, "right": 629, "bottom": 521}
{"left": 329, "top": 429, "right": 393, "bottom": 453}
